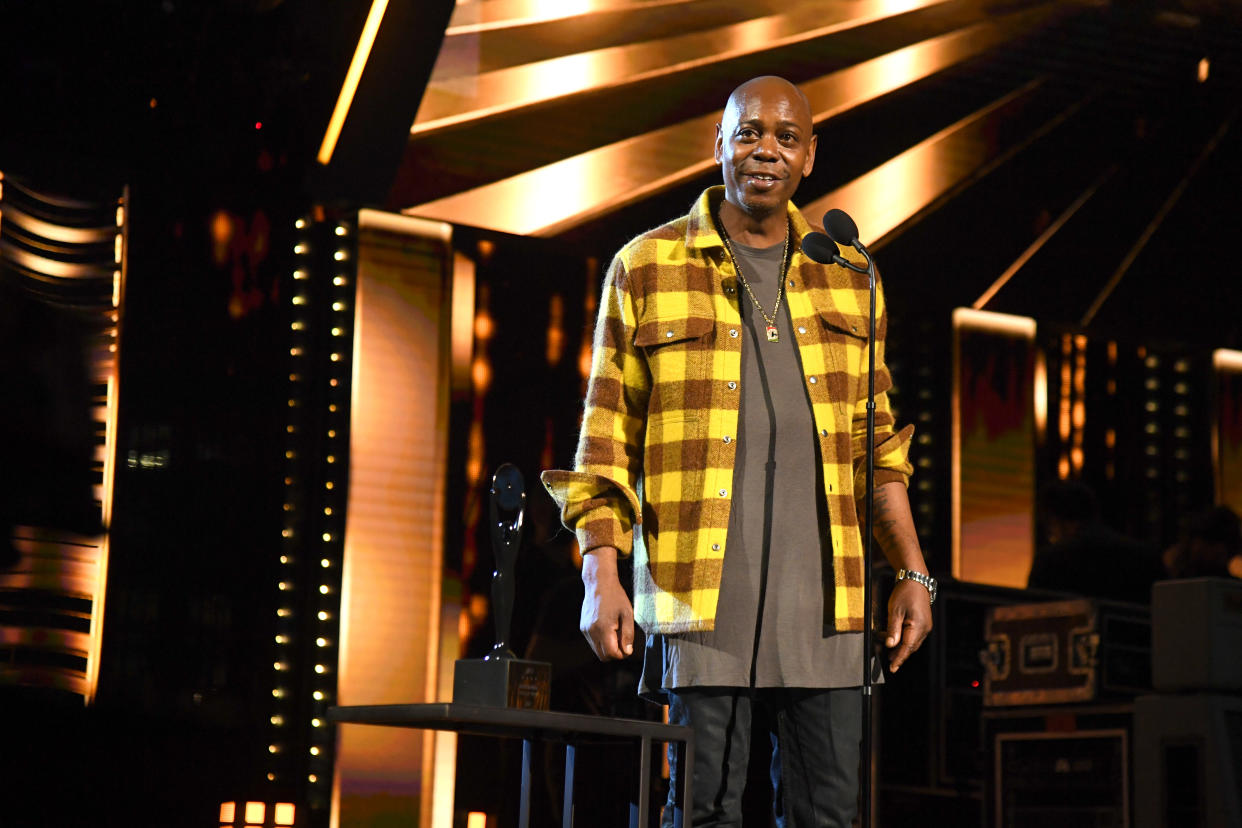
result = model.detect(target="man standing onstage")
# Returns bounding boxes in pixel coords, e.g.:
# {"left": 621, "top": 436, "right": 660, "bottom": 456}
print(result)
{"left": 542, "top": 76, "right": 934, "bottom": 826}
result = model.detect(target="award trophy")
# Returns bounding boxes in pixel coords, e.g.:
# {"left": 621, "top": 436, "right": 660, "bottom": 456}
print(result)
{"left": 452, "top": 463, "right": 551, "bottom": 709}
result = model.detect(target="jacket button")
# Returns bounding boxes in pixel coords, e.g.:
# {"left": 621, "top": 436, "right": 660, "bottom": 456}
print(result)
{"left": 666, "top": 330, "right": 675, "bottom": 338}
{"left": 729, "top": 329, "right": 738, "bottom": 338}
{"left": 719, "top": 489, "right": 728, "bottom": 497}
{"left": 712, "top": 543, "right": 721, "bottom": 551}
{"left": 788, "top": 279, "right": 795, "bottom": 287}
{"left": 820, "top": 429, "right": 828, "bottom": 437}
{"left": 727, "top": 381, "right": 737, "bottom": 390}
{"left": 809, "top": 376, "right": 818, "bottom": 384}
{"left": 798, "top": 326, "right": 807, "bottom": 334}
{"left": 722, "top": 435, "right": 732, "bottom": 443}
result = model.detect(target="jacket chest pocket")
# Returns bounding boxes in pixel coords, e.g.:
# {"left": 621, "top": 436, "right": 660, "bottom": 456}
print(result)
{"left": 816, "top": 309, "right": 870, "bottom": 403}
{"left": 634, "top": 311, "right": 715, "bottom": 419}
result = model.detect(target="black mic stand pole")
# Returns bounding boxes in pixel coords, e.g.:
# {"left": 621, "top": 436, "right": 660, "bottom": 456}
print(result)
{"left": 856, "top": 239, "right": 878, "bottom": 828}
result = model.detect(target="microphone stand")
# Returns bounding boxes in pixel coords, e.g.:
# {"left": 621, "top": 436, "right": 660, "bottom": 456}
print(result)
{"left": 856, "top": 239, "right": 878, "bottom": 828}
{"left": 801, "top": 220, "right": 879, "bottom": 828}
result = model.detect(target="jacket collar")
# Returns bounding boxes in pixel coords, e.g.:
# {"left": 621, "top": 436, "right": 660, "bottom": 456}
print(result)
{"left": 684, "top": 186, "right": 814, "bottom": 253}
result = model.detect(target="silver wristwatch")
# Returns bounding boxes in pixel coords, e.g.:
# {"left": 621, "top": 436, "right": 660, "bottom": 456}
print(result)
{"left": 896, "top": 569, "right": 937, "bottom": 605}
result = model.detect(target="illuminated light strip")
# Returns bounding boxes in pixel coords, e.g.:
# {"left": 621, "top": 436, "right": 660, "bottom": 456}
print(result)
{"left": 87, "top": 191, "right": 127, "bottom": 705}
{"left": 0, "top": 202, "right": 117, "bottom": 244}
{"left": 949, "top": 308, "right": 1036, "bottom": 582}
{"left": 1213, "top": 349, "right": 1242, "bottom": 512}
{"left": 0, "top": 243, "right": 116, "bottom": 279}
{"left": 951, "top": 307, "right": 1036, "bottom": 338}
{"left": 334, "top": 211, "right": 453, "bottom": 828}
{"left": 317, "top": 0, "right": 390, "bottom": 165}
{"left": 1214, "top": 350, "right": 1242, "bottom": 371}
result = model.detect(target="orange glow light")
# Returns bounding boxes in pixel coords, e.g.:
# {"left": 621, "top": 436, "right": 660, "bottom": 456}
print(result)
{"left": 244, "top": 802, "right": 265, "bottom": 823}
{"left": 318, "top": 0, "right": 391, "bottom": 164}
{"left": 467, "top": 813, "right": 488, "bottom": 828}
{"left": 1033, "top": 351, "right": 1047, "bottom": 440}
{"left": 274, "top": 803, "right": 295, "bottom": 825}
{"left": 473, "top": 312, "right": 494, "bottom": 341}
{"left": 220, "top": 802, "right": 236, "bottom": 824}
{"left": 546, "top": 294, "right": 565, "bottom": 365}
{"left": 471, "top": 357, "right": 492, "bottom": 393}
{"left": 578, "top": 342, "right": 593, "bottom": 381}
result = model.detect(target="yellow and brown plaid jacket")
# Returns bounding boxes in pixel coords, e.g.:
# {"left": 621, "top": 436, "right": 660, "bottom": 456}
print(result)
{"left": 542, "top": 187, "right": 914, "bottom": 635}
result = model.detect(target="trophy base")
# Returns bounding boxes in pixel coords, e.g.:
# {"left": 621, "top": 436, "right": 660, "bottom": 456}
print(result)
{"left": 453, "top": 657, "right": 551, "bottom": 710}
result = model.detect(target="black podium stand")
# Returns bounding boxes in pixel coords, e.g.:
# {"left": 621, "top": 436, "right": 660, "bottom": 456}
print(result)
{"left": 329, "top": 702, "right": 694, "bottom": 828}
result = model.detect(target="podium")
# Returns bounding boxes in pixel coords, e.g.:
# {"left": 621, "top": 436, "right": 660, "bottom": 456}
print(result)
{"left": 329, "top": 702, "right": 694, "bottom": 828}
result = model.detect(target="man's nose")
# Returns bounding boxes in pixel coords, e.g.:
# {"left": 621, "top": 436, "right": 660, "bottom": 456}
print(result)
{"left": 753, "top": 134, "right": 779, "bottom": 159}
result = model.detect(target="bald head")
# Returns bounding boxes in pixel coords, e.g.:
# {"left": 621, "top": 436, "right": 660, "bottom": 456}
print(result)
{"left": 714, "top": 76, "right": 817, "bottom": 233}
{"left": 722, "top": 76, "right": 813, "bottom": 134}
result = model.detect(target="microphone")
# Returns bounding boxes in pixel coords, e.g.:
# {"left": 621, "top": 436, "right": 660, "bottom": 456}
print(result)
{"left": 823, "top": 208, "right": 860, "bottom": 247}
{"left": 800, "top": 231, "right": 844, "bottom": 265}
{"left": 801, "top": 229, "right": 868, "bottom": 275}
{"left": 800, "top": 208, "right": 872, "bottom": 274}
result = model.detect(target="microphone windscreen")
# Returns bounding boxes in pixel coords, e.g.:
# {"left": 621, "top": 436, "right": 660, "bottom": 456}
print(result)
{"left": 800, "top": 232, "right": 840, "bottom": 264}
{"left": 823, "top": 209, "right": 860, "bottom": 245}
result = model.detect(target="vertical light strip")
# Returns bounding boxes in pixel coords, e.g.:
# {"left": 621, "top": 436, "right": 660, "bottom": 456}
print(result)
{"left": 86, "top": 189, "right": 126, "bottom": 705}
{"left": 317, "top": 0, "right": 391, "bottom": 165}
{"left": 951, "top": 308, "right": 1037, "bottom": 586}
{"left": 333, "top": 210, "right": 453, "bottom": 828}
{"left": 1214, "top": 349, "right": 1242, "bottom": 516}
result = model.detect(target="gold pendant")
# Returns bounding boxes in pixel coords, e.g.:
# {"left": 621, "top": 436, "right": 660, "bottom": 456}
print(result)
{"left": 766, "top": 325, "right": 779, "bottom": 343}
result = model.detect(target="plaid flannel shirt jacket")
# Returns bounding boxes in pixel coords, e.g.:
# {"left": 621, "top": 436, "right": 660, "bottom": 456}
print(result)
{"left": 542, "top": 187, "right": 914, "bottom": 635}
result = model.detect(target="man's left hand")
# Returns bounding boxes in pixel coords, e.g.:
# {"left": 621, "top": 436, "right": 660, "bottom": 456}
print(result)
{"left": 885, "top": 578, "right": 933, "bottom": 673}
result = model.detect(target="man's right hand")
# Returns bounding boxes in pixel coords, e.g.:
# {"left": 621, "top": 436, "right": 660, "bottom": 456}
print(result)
{"left": 580, "top": 546, "right": 635, "bottom": 660}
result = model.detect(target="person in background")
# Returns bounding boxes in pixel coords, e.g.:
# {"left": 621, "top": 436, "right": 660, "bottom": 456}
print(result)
{"left": 1163, "top": 504, "right": 1242, "bottom": 581}
{"left": 1027, "top": 479, "right": 1165, "bottom": 604}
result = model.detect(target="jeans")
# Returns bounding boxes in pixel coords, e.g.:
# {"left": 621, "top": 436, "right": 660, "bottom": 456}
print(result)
{"left": 662, "top": 687, "right": 862, "bottom": 828}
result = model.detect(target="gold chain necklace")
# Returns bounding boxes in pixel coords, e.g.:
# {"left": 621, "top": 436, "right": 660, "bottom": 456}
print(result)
{"left": 718, "top": 218, "right": 791, "bottom": 343}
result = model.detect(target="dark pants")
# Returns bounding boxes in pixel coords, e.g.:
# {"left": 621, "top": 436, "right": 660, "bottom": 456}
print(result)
{"left": 662, "top": 687, "right": 862, "bottom": 828}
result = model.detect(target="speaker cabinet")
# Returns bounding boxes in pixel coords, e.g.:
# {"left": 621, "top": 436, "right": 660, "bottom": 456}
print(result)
{"left": 1133, "top": 694, "right": 1242, "bottom": 828}
{"left": 984, "top": 704, "right": 1133, "bottom": 828}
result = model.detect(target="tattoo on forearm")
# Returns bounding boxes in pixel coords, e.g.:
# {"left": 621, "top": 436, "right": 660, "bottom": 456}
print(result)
{"left": 870, "top": 486, "right": 898, "bottom": 548}
{"left": 870, "top": 485, "right": 915, "bottom": 554}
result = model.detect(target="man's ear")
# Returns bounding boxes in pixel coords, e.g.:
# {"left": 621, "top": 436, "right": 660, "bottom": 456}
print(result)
{"left": 803, "top": 132, "right": 818, "bottom": 177}
{"left": 714, "top": 123, "right": 724, "bottom": 165}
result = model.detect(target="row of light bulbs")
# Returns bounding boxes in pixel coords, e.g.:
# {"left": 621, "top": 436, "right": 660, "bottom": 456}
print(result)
{"left": 266, "top": 215, "right": 353, "bottom": 788}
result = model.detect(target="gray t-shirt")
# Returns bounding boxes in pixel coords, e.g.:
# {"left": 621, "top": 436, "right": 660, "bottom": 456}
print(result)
{"left": 640, "top": 236, "right": 864, "bottom": 694}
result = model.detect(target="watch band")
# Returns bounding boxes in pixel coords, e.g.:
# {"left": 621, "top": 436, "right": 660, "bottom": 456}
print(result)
{"left": 896, "top": 568, "right": 937, "bottom": 605}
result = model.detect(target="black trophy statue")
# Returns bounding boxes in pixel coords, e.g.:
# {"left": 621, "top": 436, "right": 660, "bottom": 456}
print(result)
{"left": 452, "top": 464, "right": 551, "bottom": 709}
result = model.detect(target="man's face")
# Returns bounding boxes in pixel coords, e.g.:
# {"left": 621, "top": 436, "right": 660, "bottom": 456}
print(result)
{"left": 715, "top": 80, "right": 817, "bottom": 219}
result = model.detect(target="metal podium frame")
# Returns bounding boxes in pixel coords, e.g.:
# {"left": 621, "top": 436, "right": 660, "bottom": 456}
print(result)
{"left": 329, "top": 702, "right": 694, "bottom": 828}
